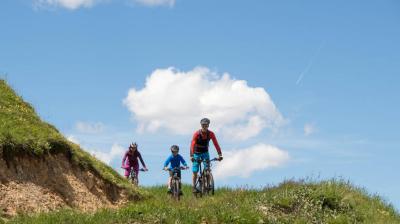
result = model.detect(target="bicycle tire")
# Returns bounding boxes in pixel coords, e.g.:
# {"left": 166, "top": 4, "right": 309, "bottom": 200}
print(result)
{"left": 208, "top": 172, "right": 215, "bottom": 195}
{"left": 132, "top": 176, "right": 138, "bottom": 186}
{"left": 130, "top": 170, "right": 138, "bottom": 186}
{"left": 174, "top": 179, "right": 180, "bottom": 201}
{"left": 170, "top": 179, "right": 177, "bottom": 200}
{"left": 201, "top": 172, "right": 208, "bottom": 195}
{"left": 195, "top": 178, "right": 202, "bottom": 198}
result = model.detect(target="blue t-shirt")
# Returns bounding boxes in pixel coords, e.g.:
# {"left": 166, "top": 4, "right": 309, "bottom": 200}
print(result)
{"left": 164, "top": 154, "right": 187, "bottom": 169}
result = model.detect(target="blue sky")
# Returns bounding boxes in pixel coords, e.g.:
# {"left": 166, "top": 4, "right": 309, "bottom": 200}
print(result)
{"left": 1, "top": 0, "right": 399, "bottom": 209}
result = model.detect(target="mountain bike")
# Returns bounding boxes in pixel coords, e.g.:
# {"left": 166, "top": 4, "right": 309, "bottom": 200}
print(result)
{"left": 193, "top": 158, "right": 219, "bottom": 197}
{"left": 165, "top": 166, "right": 187, "bottom": 201}
{"left": 129, "top": 168, "right": 146, "bottom": 186}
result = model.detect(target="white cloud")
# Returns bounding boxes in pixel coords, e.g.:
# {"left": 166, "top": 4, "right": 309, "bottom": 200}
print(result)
{"left": 213, "top": 144, "right": 289, "bottom": 179}
{"left": 304, "top": 123, "right": 316, "bottom": 136}
{"left": 123, "top": 67, "right": 285, "bottom": 141}
{"left": 34, "top": 0, "right": 174, "bottom": 9}
{"left": 133, "top": 0, "right": 175, "bottom": 7}
{"left": 89, "top": 143, "right": 126, "bottom": 165}
{"left": 34, "top": 0, "right": 101, "bottom": 10}
{"left": 75, "top": 121, "right": 105, "bottom": 134}
{"left": 67, "top": 135, "right": 80, "bottom": 144}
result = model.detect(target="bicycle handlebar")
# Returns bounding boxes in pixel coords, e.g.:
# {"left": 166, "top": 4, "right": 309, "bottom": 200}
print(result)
{"left": 121, "top": 166, "right": 148, "bottom": 172}
{"left": 195, "top": 158, "right": 220, "bottom": 163}
{"left": 163, "top": 166, "right": 188, "bottom": 171}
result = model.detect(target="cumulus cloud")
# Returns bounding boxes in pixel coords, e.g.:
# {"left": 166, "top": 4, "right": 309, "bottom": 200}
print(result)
{"left": 304, "top": 123, "right": 316, "bottom": 136}
{"left": 213, "top": 144, "right": 289, "bottom": 179}
{"left": 34, "top": 0, "right": 174, "bottom": 9}
{"left": 34, "top": 0, "right": 101, "bottom": 10}
{"left": 133, "top": 0, "right": 175, "bottom": 7}
{"left": 75, "top": 121, "right": 105, "bottom": 134}
{"left": 123, "top": 67, "right": 285, "bottom": 141}
{"left": 90, "top": 143, "right": 126, "bottom": 165}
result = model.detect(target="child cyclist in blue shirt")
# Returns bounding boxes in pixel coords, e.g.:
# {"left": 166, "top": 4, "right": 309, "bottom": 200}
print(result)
{"left": 163, "top": 145, "right": 189, "bottom": 194}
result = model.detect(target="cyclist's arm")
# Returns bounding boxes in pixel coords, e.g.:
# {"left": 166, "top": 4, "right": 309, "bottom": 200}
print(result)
{"left": 210, "top": 132, "right": 222, "bottom": 156}
{"left": 163, "top": 156, "right": 172, "bottom": 168}
{"left": 138, "top": 152, "right": 147, "bottom": 168}
{"left": 179, "top": 155, "right": 187, "bottom": 167}
{"left": 190, "top": 132, "right": 198, "bottom": 157}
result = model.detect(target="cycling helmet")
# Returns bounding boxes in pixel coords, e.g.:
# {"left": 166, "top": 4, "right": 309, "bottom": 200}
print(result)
{"left": 200, "top": 118, "right": 210, "bottom": 125}
{"left": 130, "top": 142, "right": 138, "bottom": 149}
{"left": 170, "top": 145, "right": 179, "bottom": 152}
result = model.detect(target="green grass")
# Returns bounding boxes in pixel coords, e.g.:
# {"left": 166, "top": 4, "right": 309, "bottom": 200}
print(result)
{"left": 0, "top": 79, "right": 137, "bottom": 195}
{"left": 9, "top": 180, "right": 400, "bottom": 224}
{"left": 2, "top": 79, "right": 400, "bottom": 223}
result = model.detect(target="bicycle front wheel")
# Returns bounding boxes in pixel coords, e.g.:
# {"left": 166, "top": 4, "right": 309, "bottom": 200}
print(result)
{"left": 132, "top": 176, "right": 138, "bottom": 186}
{"left": 201, "top": 172, "right": 208, "bottom": 195}
{"left": 195, "top": 178, "right": 203, "bottom": 198}
{"left": 208, "top": 172, "right": 215, "bottom": 195}
{"left": 172, "top": 179, "right": 180, "bottom": 201}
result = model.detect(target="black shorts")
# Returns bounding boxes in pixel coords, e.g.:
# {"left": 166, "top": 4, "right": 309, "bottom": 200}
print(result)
{"left": 169, "top": 170, "right": 181, "bottom": 178}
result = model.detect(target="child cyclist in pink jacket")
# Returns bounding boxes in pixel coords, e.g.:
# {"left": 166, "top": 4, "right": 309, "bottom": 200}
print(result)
{"left": 121, "top": 142, "right": 148, "bottom": 183}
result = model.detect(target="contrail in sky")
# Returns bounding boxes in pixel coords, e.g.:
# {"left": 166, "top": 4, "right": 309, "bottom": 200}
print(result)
{"left": 296, "top": 41, "right": 326, "bottom": 85}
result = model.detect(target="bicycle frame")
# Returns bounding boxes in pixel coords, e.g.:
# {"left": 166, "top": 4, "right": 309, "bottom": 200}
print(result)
{"left": 130, "top": 168, "right": 145, "bottom": 186}
{"left": 194, "top": 158, "right": 219, "bottom": 197}
{"left": 165, "top": 167, "right": 186, "bottom": 201}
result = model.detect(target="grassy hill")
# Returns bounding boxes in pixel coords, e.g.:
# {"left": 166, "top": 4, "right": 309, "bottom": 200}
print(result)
{"left": 10, "top": 181, "right": 400, "bottom": 224}
{"left": 1, "top": 79, "right": 399, "bottom": 223}
{"left": 0, "top": 79, "right": 140, "bottom": 200}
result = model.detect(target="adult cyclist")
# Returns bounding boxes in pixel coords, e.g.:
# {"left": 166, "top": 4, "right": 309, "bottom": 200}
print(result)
{"left": 121, "top": 142, "right": 148, "bottom": 184}
{"left": 190, "top": 118, "right": 223, "bottom": 193}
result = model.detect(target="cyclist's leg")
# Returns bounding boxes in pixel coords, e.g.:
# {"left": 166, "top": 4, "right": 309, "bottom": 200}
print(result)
{"left": 192, "top": 153, "right": 201, "bottom": 192}
{"left": 202, "top": 152, "right": 211, "bottom": 190}
{"left": 167, "top": 171, "right": 173, "bottom": 193}
{"left": 133, "top": 164, "right": 139, "bottom": 184}
{"left": 178, "top": 170, "right": 182, "bottom": 181}
{"left": 177, "top": 170, "right": 182, "bottom": 193}
{"left": 176, "top": 170, "right": 182, "bottom": 194}
{"left": 168, "top": 171, "right": 173, "bottom": 188}
{"left": 192, "top": 172, "right": 198, "bottom": 192}
{"left": 124, "top": 167, "right": 130, "bottom": 179}
{"left": 202, "top": 152, "right": 210, "bottom": 170}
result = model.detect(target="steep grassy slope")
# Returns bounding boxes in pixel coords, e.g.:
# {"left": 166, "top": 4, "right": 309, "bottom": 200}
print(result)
{"left": 0, "top": 80, "right": 134, "bottom": 189}
{"left": 10, "top": 180, "right": 400, "bottom": 224}
{"left": 0, "top": 80, "right": 142, "bottom": 217}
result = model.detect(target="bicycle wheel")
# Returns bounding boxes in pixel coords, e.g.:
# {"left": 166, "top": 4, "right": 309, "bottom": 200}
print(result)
{"left": 132, "top": 176, "right": 138, "bottom": 186}
{"left": 195, "top": 178, "right": 202, "bottom": 198}
{"left": 208, "top": 172, "right": 215, "bottom": 195}
{"left": 130, "top": 171, "right": 138, "bottom": 186}
{"left": 201, "top": 172, "right": 208, "bottom": 195}
{"left": 173, "top": 179, "right": 180, "bottom": 201}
